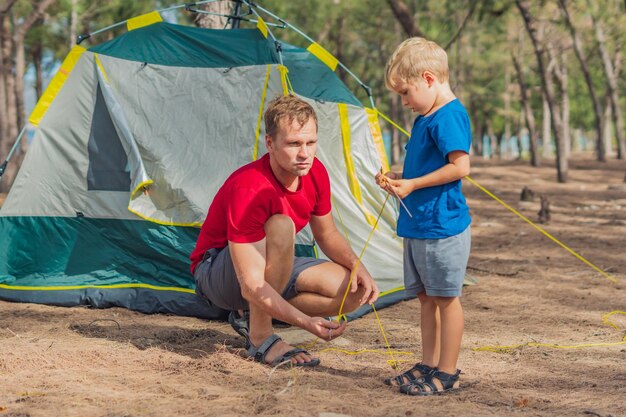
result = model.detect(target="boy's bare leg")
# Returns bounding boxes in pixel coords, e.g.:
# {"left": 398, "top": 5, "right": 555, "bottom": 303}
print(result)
{"left": 418, "top": 292, "right": 441, "bottom": 367}
{"left": 432, "top": 296, "right": 463, "bottom": 374}
{"left": 288, "top": 262, "right": 367, "bottom": 317}
{"left": 247, "top": 214, "right": 316, "bottom": 364}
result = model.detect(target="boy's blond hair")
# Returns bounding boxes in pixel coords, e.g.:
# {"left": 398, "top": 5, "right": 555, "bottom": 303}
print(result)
{"left": 385, "top": 37, "right": 449, "bottom": 89}
{"left": 265, "top": 94, "right": 318, "bottom": 138}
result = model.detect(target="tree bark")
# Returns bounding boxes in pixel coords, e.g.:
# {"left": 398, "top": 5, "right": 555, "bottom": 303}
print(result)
{"left": 32, "top": 42, "right": 43, "bottom": 99}
{"left": 558, "top": 0, "right": 605, "bottom": 161}
{"left": 195, "top": 1, "right": 232, "bottom": 29}
{"left": 69, "top": 0, "right": 77, "bottom": 48}
{"left": 14, "top": 0, "right": 55, "bottom": 139}
{"left": 592, "top": 14, "right": 625, "bottom": 159}
{"left": 512, "top": 54, "right": 539, "bottom": 166}
{"left": 386, "top": 0, "right": 423, "bottom": 37}
{"left": 542, "top": 93, "right": 552, "bottom": 158}
{"left": 0, "top": 0, "right": 16, "bottom": 144}
{"left": 516, "top": 0, "right": 568, "bottom": 182}
{"left": 548, "top": 46, "right": 571, "bottom": 159}
{"left": 602, "top": 93, "right": 613, "bottom": 156}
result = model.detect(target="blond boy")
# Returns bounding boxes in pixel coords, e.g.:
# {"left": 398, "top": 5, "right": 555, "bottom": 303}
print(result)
{"left": 376, "top": 37, "right": 471, "bottom": 395}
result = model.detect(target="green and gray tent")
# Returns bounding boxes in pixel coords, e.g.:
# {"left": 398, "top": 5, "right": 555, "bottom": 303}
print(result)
{"left": 0, "top": 9, "right": 406, "bottom": 318}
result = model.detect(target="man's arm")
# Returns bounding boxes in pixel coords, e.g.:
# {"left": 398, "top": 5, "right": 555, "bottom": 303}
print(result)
{"left": 309, "top": 213, "right": 379, "bottom": 305}
{"left": 383, "top": 151, "right": 470, "bottom": 199}
{"left": 229, "top": 240, "right": 346, "bottom": 339}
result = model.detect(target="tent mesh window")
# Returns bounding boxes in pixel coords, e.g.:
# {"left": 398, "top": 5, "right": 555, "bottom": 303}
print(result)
{"left": 87, "top": 82, "right": 131, "bottom": 191}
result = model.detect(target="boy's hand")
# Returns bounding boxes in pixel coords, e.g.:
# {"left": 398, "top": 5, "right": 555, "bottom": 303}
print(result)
{"left": 385, "top": 178, "right": 414, "bottom": 199}
{"left": 375, "top": 170, "right": 399, "bottom": 192}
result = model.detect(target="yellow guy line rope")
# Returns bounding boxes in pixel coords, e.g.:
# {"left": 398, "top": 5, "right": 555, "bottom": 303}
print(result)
{"left": 473, "top": 311, "right": 626, "bottom": 353}
{"left": 377, "top": 109, "right": 623, "bottom": 355}
{"left": 299, "top": 194, "right": 407, "bottom": 369}
{"left": 376, "top": 108, "right": 617, "bottom": 284}
{"left": 464, "top": 176, "right": 617, "bottom": 284}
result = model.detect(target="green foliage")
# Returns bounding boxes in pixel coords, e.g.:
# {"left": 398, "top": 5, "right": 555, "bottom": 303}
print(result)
{"left": 15, "top": 0, "right": 626, "bottom": 146}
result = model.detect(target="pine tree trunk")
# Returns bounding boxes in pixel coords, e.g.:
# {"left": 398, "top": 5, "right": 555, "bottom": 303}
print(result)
{"left": 593, "top": 15, "right": 625, "bottom": 159}
{"left": 32, "top": 42, "right": 42, "bottom": 99}
{"left": 561, "top": 64, "right": 571, "bottom": 158}
{"left": 517, "top": 0, "right": 568, "bottom": 182}
{"left": 542, "top": 94, "right": 552, "bottom": 158}
{"left": 195, "top": 2, "right": 232, "bottom": 29}
{"left": 512, "top": 54, "right": 539, "bottom": 166}
{"left": 558, "top": 0, "right": 605, "bottom": 162}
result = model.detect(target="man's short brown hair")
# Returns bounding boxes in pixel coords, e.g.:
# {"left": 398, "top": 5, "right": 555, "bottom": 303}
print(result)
{"left": 264, "top": 95, "right": 318, "bottom": 138}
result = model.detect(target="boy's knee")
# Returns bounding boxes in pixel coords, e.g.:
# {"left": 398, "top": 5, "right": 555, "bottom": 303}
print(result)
{"left": 431, "top": 296, "right": 459, "bottom": 307}
{"left": 417, "top": 292, "right": 433, "bottom": 304}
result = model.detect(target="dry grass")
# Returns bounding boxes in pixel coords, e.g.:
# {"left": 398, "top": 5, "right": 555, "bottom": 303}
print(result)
{"left": 1, "top": 156, "right": 625, "bottom": 417}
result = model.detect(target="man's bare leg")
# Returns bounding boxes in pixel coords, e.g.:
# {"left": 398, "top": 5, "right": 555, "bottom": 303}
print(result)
{"left": 289, "top": 262, "right": 367, "bottom": 317}
{"left": 246, "top": 215, "right": 316, "bottom": 364}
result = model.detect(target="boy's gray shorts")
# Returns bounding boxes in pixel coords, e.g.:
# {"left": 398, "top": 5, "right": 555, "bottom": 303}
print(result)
{"left": 403, "top": 226, "right": 471, "bottom": 298}
{"left": 193, "top": 246, "right": 327, "bottom": 311}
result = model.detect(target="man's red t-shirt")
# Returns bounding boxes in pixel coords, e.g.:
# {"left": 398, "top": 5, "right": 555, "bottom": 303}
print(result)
{"left": 190, "top": 153, "right": 332, "bottom": 273}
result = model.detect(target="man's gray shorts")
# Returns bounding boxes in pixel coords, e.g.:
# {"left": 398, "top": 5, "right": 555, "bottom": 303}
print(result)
{"left": 193, "top": 246, "right": 327, "bottom": 311}
{"left": 403, "top": 226, "right": 471, "bottom": 298}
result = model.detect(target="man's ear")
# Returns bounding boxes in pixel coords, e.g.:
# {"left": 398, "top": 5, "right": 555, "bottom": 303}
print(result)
{"left": 422, "top": 70, "right": 436, "bottom": 87}
{"left": 265, "top": 134, "right": 272, "bottom": 151}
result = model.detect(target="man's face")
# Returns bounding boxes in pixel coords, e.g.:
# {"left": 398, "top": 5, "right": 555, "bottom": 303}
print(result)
{"left": 392, "top": 75, "right": 436, "bottom": 115}
{"left": 266, "top": 117, "right": 318, "bottom": 178}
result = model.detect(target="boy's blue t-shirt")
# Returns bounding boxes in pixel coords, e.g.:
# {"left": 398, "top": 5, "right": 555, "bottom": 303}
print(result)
{"left": 398, "top": 98, "right": 472, "bottom": 239}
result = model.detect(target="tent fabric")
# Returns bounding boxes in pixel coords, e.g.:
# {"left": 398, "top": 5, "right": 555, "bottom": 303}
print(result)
{"left": 0, "top": 20, "right": 404, "bottom": 318}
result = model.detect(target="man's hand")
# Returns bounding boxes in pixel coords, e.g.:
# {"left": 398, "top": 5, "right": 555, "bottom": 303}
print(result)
{"left": 349, "top": 263, "right": 379, "bottom": 305}
{"left": 306, "top": 316, "right": 348, "bottom": 341}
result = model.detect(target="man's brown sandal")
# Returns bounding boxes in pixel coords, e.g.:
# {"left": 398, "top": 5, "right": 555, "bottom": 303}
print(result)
{"left": 246, "top": 334, "right": 320, "bottom": 367}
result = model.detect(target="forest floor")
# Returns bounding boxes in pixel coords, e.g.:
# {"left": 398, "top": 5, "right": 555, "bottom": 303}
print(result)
{"left": 1, "top": 155, "right": 625, "bottom": 417}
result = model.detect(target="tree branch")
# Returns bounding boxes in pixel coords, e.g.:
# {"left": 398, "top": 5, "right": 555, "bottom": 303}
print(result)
{"left": 15, "top": 0, "right": 56, "bottom": 40}
{"left": 0, "top": 0, "right": 17, "bottom": 15}
{"left": 444, "top": 0, "right": 478, "bottom": 50}
{"left": 386, "top": 0, "right": 423, "bottom": 37}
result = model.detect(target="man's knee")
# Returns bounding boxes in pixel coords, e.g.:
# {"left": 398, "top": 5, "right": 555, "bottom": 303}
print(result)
{"left": 264, "top": 215, "right": 295, "bottom": 249}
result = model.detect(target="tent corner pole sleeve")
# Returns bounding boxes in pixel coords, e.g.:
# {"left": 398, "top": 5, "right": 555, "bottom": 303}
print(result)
{"left": 277, "top": 65, "right": 290, "bottom": 95}
{"left": 29, "top": 46, "right": 86, "bottom": 126}
{"left": 256, "top": 14, "right": 268, "bottom": 38}
{"left": 365, "top": 108, "right": 390, "bottom": 172}
{"left": 127, "top": 11, "right": 163, "bottom": 31}
{"left": 338, "top": 103, "right": 377, "bottom": 227}
{"left": 307, "top": 42, "right": 339, "bottom": 71}
{"left": 253, "top": 64, "right": 272, "bottom": 161}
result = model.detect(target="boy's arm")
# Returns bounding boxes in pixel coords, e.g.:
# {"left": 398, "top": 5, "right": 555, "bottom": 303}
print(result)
{"left": 385, "top": 150, "right": 470, "bottom": 199}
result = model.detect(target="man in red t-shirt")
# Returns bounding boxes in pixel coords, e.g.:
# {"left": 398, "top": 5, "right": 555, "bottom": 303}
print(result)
{"left": 190, "top": 95, "right": 379, "bottom": 367}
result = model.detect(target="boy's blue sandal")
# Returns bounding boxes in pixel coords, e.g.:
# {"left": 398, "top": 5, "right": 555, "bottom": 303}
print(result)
{"left": 246, "top": 334, "right": 321, "bottom": 367}
{"left": 399, "top": 368, "right": 461, "bottom": 396}
{"left": 228, "top": 310, "right": 250, "bottom": 345}
{"left": 384, "top": 362, "right": 434, "bottom": 387}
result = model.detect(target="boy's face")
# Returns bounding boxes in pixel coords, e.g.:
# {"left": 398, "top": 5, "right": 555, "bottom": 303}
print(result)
{"left": 392, "top": 74, "right": 437, "bottom": 115}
